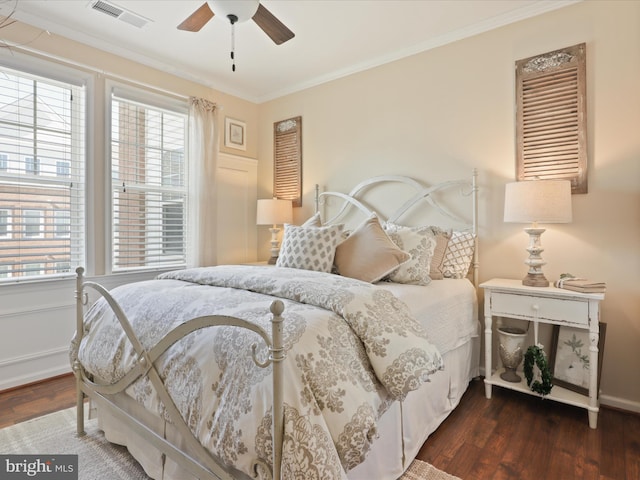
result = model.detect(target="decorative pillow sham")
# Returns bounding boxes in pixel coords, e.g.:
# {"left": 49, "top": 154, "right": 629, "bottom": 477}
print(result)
{"left": 427, "top": 226, "right": 452, "bottom": 280}
{"left": 442, "top": 230, "right": 476, "bottom": 279}
{"left": 334, "top": 215, "right": 410, "bottom": 283}
{"left": 383, "top": 222, "right": 437, "bottom": 285}
{"left": 276, "top": 223, "right": 345, "bottom": 273}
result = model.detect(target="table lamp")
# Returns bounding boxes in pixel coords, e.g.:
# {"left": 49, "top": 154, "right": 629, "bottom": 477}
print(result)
{"left": 504, "top": 180, "right": 572, "bottom": 287}
{"left": 257, "top": 198, "right": 293, "bottom": 264}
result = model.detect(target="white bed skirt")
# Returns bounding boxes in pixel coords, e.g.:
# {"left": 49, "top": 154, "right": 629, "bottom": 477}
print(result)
{"left": 91, "top": 335, "right": 479, "bottom": 480}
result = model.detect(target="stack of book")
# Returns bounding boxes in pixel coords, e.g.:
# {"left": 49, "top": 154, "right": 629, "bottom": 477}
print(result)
{"left": 555, "top": 274, "right": 606, "bottom": 293}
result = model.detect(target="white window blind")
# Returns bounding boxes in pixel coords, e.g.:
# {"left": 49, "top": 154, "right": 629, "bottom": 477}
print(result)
{"left": 111, "top": 90, "right": 188, "bottom": 271}
{"left": 0, "top": 66, "right": 85, "bottom": 281}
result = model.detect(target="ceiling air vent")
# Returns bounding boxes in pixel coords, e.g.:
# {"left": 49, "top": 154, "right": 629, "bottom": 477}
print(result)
{"left": 89, "top": 0, "right": 151, "bottom": 28}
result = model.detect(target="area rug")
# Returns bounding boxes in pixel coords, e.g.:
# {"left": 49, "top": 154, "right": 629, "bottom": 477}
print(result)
{"left": 0, "top": 407, "right": 460, "bottom": 480}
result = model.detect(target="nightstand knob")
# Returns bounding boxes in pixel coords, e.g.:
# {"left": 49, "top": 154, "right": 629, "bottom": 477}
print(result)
{"left": 532, "top": 304, "right": 539, "bottom": 311}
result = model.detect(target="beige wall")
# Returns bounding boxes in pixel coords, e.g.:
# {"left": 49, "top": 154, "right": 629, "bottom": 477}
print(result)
{"left": 258, "top": 1, "right": 640, "bottom": 410}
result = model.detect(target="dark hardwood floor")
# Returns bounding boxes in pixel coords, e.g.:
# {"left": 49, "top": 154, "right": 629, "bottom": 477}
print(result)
{"left": 1, "top": 374, "right": 638, "bottom": 479}
{"left": 418, "top": 378, "right": 640, "bottom": 480}
{"left": 0, "top": 373, "right": 77, "bottom": 429}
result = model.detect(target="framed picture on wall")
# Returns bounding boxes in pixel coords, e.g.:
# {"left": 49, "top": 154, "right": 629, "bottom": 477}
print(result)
{"left": 225, "top": 117, "right": 246, "bottom": 150}
{"left": 549, "top": 323, "right": 606, "bottom": 395}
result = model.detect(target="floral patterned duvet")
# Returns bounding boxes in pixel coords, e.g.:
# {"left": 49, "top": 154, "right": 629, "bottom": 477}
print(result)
{"left": 72, "top": 265, "right": 444, "bottom": 479}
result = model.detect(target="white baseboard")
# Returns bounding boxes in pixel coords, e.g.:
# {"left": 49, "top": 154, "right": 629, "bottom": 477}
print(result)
{"left": 0, "top": 347, "right": 71, "bottom": 391}
{"left": 599, "top": 394, "right": 640, "bottom": 415}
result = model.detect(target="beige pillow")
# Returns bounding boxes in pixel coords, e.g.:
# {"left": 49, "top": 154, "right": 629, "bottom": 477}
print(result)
{"left": 334, "top": 215, "right": 410, "bottom": 283}
{"left": 384, "top": 223, "right": 437, "bottom": 285}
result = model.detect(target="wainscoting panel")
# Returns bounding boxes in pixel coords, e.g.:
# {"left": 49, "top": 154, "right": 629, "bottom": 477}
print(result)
{"left": 217, "top": 153, "right": 258, "bottom": 265}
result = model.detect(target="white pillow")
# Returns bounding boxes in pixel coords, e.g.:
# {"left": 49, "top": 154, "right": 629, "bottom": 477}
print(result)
{"left": 276, "top": 223, "right": 344, "bottom": 273}
{"left": 442, "top": 230, "right": 476, "bottom": 279}
{"left": 384, "top": 223, "right": 437, "bottom": 285}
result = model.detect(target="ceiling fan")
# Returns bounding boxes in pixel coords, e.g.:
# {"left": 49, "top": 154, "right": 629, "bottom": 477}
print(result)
{"left": 177, "top": 1, "right": 295, "bottom": 46}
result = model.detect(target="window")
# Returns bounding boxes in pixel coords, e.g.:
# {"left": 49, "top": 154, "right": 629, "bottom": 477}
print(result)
{"left": 0, "top": 65, "right": 85, "bottom": 281}
{"left": 0, "top": 208, "right": 9, "bottom": 237}
{"left": 110, "top": 85, "right": 188, "bottom": 271}
{"left": 23, "top": 209, "right": 43, "bottom": 237}
{"left": 23, "top": 263, "right": 43, "bottom": 276}
{"left": 56, "top": 160, "right": 70, "bottom": 177}
{"left": 25, "top": 156, "right": 40, "bottom": 175}
{"left": 54, "top": 209, "right": 70, "bottom": 237}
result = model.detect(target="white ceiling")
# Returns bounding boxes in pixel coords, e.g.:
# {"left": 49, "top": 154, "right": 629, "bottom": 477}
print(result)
{"left": 3, "top": 0, "right": 577, "bottom": 103}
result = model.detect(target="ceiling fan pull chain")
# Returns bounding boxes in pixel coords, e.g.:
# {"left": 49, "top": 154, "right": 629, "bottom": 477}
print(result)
{"left": 229, "top": 14, "right": 237, "bottom": 72}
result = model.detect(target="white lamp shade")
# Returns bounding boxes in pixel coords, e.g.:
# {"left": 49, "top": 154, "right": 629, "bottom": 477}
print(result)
{"left": 256, "top": 198, "right": 293, "bottom": 225}
{"left": 504, "top": 180, "right": 572, "bottom": 224}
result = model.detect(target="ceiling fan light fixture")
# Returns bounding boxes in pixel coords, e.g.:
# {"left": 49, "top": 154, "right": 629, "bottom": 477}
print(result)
{"left": 210, "top": 0, "right": 259, "bottom": 24}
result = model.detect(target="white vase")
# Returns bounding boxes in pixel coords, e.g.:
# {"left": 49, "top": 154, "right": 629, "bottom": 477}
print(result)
{"left": 498, "top": 326, "right": 528, "bottom": 382}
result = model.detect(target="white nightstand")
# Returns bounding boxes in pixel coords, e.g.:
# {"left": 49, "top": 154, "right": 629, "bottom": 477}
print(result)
{"left": 480, "top": 278, "right": 605, "bottom": 429}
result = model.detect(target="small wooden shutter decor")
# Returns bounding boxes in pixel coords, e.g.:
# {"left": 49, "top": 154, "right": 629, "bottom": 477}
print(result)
{"left": 516, "top": 43, "right": 587, "bottom": 193}
{"left": 274, "top": 116, "right": 302, "bottom": 207}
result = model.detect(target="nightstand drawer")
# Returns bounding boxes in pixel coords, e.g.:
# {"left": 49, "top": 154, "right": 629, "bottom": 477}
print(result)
{"left": 491, "top": 292, "right": 589, "bottom": 325}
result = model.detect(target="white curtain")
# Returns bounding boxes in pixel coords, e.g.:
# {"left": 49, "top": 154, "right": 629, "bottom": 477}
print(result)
{"left": 188, "top": 97, "right": 218, "bottom": 267}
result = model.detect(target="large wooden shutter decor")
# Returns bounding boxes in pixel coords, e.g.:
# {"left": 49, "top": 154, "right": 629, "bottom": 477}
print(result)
{"left": 516, "top": 43, "right": 587, "bottom": 193}
{"left": 274, "top": 116, "right": 302, "bottom": 207}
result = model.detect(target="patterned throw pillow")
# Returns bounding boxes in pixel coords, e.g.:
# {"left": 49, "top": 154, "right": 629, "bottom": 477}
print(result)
{"left": 276, "top": 224, "right": 345, "bottom": 273}
{"left": 428, "top": 226, "right": 452, "bottom": 280}
{"left": 384, "top": 223, "right": 437, "bottom": 285}
{"left": 442, "top": 230, "right": 476, "bottom": 279}
{"left": 334, "top": 215, "right": 410, "bottom": 283}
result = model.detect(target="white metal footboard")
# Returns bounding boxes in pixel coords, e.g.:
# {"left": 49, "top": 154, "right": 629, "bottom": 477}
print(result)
{"left": 71, "top": 267, "right": 286, "bottom": 480}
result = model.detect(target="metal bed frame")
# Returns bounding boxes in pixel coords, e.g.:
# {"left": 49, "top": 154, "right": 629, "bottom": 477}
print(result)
{"left": 71, "top": 170, "right": 479, "bottom": 480}
{"left": 315, "top": 170, "right": 479, "bottom": 287}
{"left": 72, "top": 267, "right": 286, "bottom": 480}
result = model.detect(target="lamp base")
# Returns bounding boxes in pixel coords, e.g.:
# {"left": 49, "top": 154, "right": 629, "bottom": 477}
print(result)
{"left": 522, "top": 226, "right": 549, "bottom": 287}
{"left": 522, "top": 272, "right": 549, "bottom": 287}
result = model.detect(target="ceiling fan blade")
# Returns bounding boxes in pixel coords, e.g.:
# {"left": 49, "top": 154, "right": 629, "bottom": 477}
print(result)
{"left": 177, "top": 2, "right": 214, "bottom": 32}
{"left": 252, "top": 3, "right": 295, "bottom": 45}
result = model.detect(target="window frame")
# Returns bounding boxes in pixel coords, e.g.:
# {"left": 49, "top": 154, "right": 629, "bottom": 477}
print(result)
{"left": 105, "top": 80, "right": 190, "bottom": 274}
{"left": 0, "top": 50, "right": 90, "bottom": 284}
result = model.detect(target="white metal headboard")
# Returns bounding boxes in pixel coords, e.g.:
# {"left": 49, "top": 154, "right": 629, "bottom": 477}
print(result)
{"left": 314, "top": 170, "right": 479, "bottom": 287}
